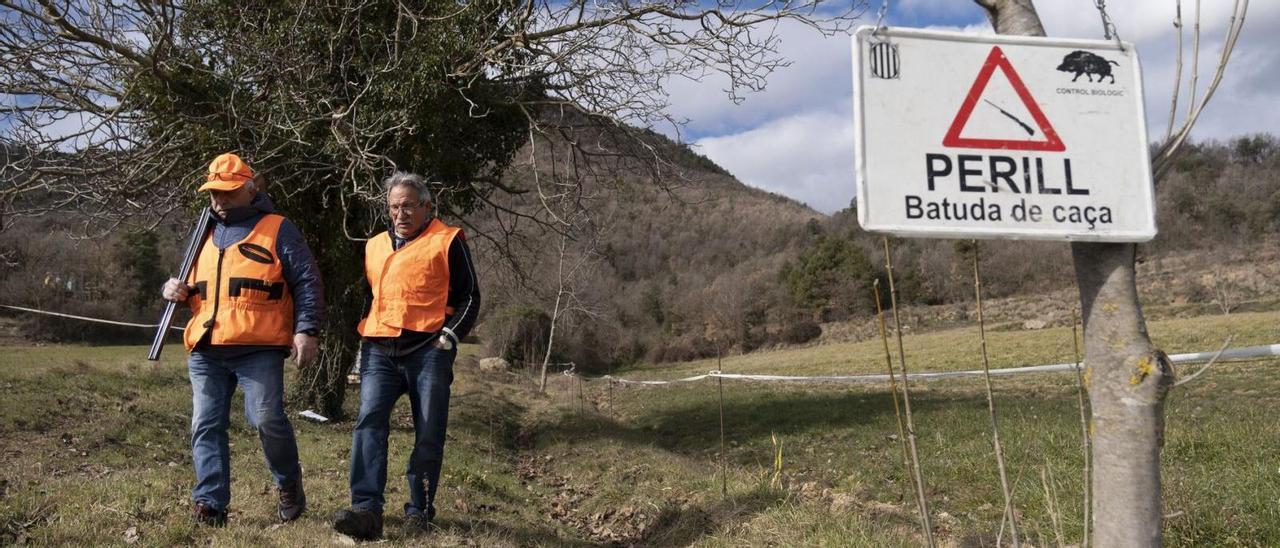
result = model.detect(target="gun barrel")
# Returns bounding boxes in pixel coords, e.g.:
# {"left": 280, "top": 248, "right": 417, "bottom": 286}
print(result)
{"left": 146, "top": 303, "right": 177, "bottom": 360}
{"left": 147, "top": 208, "right": 212, "bottom": 361}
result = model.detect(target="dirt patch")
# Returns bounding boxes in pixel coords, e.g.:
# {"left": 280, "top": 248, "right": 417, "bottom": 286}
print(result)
{"left": 515, "top": 452, "right": 655, "bottom": 545}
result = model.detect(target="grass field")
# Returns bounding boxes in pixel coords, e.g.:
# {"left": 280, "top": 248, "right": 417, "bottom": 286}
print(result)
{"left": 1, "top": 310, "right": 1277, "bottom": 545}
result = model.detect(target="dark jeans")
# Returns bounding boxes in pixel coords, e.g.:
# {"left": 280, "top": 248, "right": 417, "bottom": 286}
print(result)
{"left": 349, "top": 341, "right": 455, "bottom": 517}
{"left": 188, "top": 350, "right": 301, "bottom": 511}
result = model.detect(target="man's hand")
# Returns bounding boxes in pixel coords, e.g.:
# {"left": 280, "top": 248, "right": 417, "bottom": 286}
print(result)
{"left": 161, "top": 278, "right": 194, "bottom": 302}
{"left": 292, "top": 332, "right": 319, "bottom": 368}
{"left": 431, "top": 335, "right": 454, "bottom": 351}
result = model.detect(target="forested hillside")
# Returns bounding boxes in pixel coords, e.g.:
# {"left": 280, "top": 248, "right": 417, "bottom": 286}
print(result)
{"left": 2, "top": 134, "right": 1277, "bottom": 370}
{"left": 469, "top": 132, "right": 1280, "bottom": 371}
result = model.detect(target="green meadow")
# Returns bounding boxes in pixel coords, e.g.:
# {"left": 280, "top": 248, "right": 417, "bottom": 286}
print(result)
{"left": 2, "top": 310, "right": 1277, "bottom": 545}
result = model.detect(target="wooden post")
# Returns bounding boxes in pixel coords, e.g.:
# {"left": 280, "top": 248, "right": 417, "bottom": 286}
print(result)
{"left": 717, "top": 342, "right": 728, "bottom": 498}
{"left": 883, "top": 237, "right": 935, "bottom": 547}
{"left": 972, "top": 241, "right": 1020, "bottom": 547}
{"left": 718, "top": 375, "right": 727, "bottom": 498}
{"left": 1071, "top": 308, "right": 1092, "bottom": 548}
{"left": 874, "top": 279, "right": 915, "bottom": 503}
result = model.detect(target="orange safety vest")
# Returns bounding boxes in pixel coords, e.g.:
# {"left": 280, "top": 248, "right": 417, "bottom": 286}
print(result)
{"left": 183, "top": 214, "right": 294, "bottom": 351}
{"left": 358, "top": 219, "right": 460, "bottom": 338}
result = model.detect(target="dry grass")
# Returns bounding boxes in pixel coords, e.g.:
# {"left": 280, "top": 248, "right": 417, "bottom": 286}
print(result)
{"left": 634, "top": 309, "right": 1280, "bottom": 380}
{"left": 2, "top": 307, "right": 1277, "bottom": 546}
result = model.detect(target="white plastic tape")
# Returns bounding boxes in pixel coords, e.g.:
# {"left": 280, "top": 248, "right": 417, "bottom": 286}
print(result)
{"left": 580, "top": 344, "right": 1280, "bottom": 386}
{"left": 0, "top": 304, "right": 184, "bottom": 331}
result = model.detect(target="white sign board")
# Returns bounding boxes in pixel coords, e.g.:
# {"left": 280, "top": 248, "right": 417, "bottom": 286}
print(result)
{"left": 852, "top": 27, "right": 1156, "bottom": 242}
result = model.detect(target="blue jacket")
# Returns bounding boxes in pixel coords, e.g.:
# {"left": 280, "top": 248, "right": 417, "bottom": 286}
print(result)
{"left": 194, "top": 193, "right": 325, "bottom": 355}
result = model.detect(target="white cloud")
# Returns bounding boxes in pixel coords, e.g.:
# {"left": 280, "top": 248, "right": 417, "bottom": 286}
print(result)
{"left": 663, "top": 18, "right": 856, "bottom": 138}
{"left": 696, "top": 106, "right": 855, "bottom": 214}
{"left": 1036, "top": 1, "right": 1280, "bottom": 142}
{"left": 676, "top": 2, "right": 1280, "bottom": 213}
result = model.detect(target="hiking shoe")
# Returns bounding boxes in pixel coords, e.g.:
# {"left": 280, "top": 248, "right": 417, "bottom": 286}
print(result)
{"left": 193, "top": 501, "right": 227, "bottom": 527}
{"left": 404, "top": 511, "right": 436, "bottom": 534}
{"left": 333, "top": 507, "right": 383, "bottom": 540}
{"left": 277, "top": 480, "right": 306, "bottom": 522}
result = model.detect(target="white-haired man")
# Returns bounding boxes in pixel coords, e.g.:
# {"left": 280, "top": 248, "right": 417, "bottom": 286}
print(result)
{"left": 333, "top": 171, "right": 480, "bottom": 540}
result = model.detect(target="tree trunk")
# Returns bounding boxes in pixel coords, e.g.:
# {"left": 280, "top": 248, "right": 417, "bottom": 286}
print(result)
{"left": 976, "top": 1, "right": 1172, "bottom": 545}
{"left": 1073, "top": 243, "right": 1172, "bottom": 546}
{"left": 291, "top": 242, "right": 363, "bottom": 420}
{"left": 286, "top": 189, "right": 377, "bottom": 420}
{"left": 539, "top": 298, "right": 561, "bottom": 393}
{"left": 977, "top": 0, "right": 1046, "bottom": 36}
{"left": 539, "top": 234, "right": 570, "bottom": 393}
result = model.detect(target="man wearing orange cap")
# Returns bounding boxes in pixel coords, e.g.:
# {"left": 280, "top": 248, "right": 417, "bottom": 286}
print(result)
{"left": 161, "top": 153, "right": 325, "bottom": 526}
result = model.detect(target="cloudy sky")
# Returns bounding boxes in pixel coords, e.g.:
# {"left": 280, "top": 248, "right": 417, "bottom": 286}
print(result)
{"left": 672, "top": 1, "right": 1278, "bottom": 214}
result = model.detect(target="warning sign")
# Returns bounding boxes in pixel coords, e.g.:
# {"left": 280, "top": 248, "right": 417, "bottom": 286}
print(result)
{"left": 852, "top": 27, "right": 1155, "bottom": 242}
{"left": 942, "top": 47, "right": 1064, "bottom": 152}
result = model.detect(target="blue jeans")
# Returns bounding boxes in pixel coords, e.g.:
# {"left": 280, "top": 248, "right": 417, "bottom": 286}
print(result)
{"left": 349, "top": 341, "right": 455, "bottom": 517}
{"left": 188, "top": 350, "right": 301, "bottom": 511}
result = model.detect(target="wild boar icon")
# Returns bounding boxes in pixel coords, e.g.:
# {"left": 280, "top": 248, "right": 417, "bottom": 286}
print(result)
{"left": 1057, "top": 50, "right": 1119, "bottom": 83}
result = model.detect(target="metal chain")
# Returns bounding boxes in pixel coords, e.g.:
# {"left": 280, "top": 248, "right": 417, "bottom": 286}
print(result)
{"left": 873, "top": 0, "right": 889, "bottom": 32}
{"left": 1093, "top": 0, "right": 1124, "bottom": 46}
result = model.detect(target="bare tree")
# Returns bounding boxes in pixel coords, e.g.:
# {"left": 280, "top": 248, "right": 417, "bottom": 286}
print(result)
{"left": 537, "top": 212, "right": 604, "bottom": 392}
{"left": 1, "top": 0, "right": 863, "bottom": 416}
{"left": 974, "top": 0, "right": 1248, "bottom": 545}
{"left": 2, "top": 0, "right": 864, "bottom": 222}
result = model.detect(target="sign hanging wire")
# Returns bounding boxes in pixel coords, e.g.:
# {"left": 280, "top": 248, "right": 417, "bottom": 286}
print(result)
{"left": 1094, "top": 0, "right": 1126, "bottom": 51}
{"left": 872, "top": 0, "right": 889, "bottom": 37}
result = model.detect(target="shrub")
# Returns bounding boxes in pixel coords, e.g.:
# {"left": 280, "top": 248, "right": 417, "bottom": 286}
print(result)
{"left": 480, "top": 305, "right": 550, "bottom": 364}
{"left": 779, "top": 318, "right": 821, "bottom": 345}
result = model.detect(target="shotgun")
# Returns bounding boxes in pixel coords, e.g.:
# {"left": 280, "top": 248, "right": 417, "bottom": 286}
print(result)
{"left": 147, "top": 207, "right": 214, "bottom": 361}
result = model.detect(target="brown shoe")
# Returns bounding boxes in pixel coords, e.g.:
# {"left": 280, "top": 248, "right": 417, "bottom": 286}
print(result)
{"left": 193, "top": 501, "right": 227, "bottom": 527}
{"left": 277, "top": 480, "right": 306, "bottom": 522}
{"left": 404, "top": 511, "right": 436, "bottom": 534}
{"left": 333, "top": 507, "right": 383, "bottom": 540}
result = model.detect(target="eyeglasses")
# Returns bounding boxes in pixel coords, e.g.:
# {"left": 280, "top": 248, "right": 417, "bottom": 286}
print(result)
{"left": 389, "top": 203, "right": 424, "bottom": 215}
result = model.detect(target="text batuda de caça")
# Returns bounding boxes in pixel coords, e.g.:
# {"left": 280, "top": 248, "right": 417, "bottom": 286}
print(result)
{"left": 907, "top": 153, "right": 1113, "bottom": 230}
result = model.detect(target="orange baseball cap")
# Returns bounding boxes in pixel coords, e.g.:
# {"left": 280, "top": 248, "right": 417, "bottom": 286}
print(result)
{"left": 198, "top": 153, "right": 254, "bottom": 192}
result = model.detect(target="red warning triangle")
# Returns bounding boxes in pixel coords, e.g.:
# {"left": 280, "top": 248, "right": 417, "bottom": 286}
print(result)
{"left": 942, "top": 46, "right": 1065, "bottom": 152}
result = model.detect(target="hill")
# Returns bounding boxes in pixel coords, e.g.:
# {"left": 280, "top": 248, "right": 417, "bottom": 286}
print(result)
{"left": 464, "top": 122, "right": 827, "bottom": 369}
{"left": 467, "top": 130, "right": 1280, "bottom": 371}
{"left": 2, "top": 129, "right": 1278, "bottom": 373}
